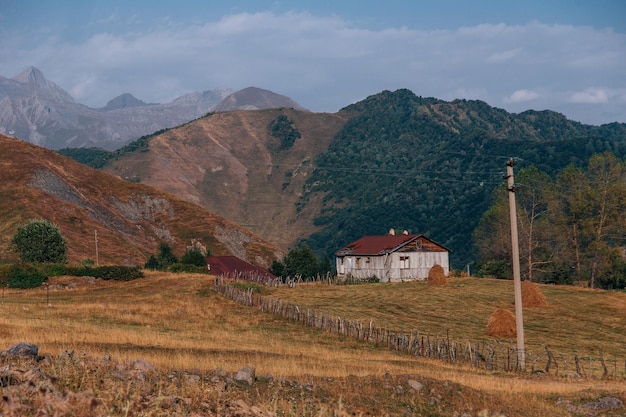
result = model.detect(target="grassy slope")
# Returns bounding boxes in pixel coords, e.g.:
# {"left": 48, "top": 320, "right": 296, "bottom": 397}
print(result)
{"left": 267, "top": 278, "right": 626, "bottom": 365}
{"left": 0, "top": 135, "right": 283, "bottom": 266}
{"left": 0, "top": 273, "right": 624, "bottom": 416}
{"left": 103, "top": 109, "right": 349, "bottom": 250}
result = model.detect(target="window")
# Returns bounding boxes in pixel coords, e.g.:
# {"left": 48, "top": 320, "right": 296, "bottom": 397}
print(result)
{"left": 399, "top": 256, "right": 410, "bottom": 269}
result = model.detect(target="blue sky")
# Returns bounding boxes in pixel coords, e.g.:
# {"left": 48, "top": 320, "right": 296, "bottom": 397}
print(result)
{"left": 1, "top": 0, "right": 625, "bottom": 125}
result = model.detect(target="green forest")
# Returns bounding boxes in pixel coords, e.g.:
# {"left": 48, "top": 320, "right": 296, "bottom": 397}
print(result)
{"left": 300, "top": 89, "right": 626, "bottom": 288}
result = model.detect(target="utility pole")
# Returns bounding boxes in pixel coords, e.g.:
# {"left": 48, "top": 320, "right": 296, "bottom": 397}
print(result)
{"left": 505, "top": 158, "right": 525, "bottom": 370}
{"left": 95, "top": 230, "right": 99, "bottom": 266}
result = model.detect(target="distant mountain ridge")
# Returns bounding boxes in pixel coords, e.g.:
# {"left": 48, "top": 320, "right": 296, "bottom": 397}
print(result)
{"left": 0, "top": 67, "right": 307, "bottom": 150}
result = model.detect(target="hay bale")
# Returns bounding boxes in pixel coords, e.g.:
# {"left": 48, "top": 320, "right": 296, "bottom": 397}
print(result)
{"left": 427, "top": 264, "right": 447, "bottom": 286}
{"left": 486, "top": 309, "right": 517, "bottom": 338}
{"left": 521, "top": 280, "right": 548, "bottom": 307}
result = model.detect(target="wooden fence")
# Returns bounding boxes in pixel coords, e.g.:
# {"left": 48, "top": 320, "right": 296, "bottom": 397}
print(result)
{"left": 213, "top": 278, "right": 625, "bottom": 378}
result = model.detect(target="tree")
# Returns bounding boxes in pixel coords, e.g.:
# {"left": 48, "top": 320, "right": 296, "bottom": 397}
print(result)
{"left": 144, "top": 243, "right": 178, "bottom": 270}
{"left": 515, "top": 166, "right": 555, "bottom": 282}
{"left": 12, "top": 219, "right": 67, "bottom": 263}
{"left": 549, "top": 154, "right": 626, "bottom": 288}
{"left": 583, "top": 153, "right": 626, "bottom": 288}
{"left": 181, "top": 247, "right": 206, "bottom": 266}
{"left": 270, "top": 245, "right": 332, "bottom": 280}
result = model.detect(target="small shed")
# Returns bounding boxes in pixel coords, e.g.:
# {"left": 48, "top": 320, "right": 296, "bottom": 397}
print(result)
{"left": 335, "top": 231, "right": 450, "bottom": 282}
{"left": 206, "top": 255, "right": 277, "bottom": 282}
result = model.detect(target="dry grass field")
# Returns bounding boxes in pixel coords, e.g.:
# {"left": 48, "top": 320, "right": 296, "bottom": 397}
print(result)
{"left": 1, "top": 272, "right": 625, "bottom": 416}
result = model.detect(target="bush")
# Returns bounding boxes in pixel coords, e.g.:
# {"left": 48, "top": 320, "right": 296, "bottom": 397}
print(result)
{"left": 58, "top": 265, "right": 144, "bottom": 281}
{"left": 144, "top": 243, "right": 178, "bottom": 270}
{"left": 476, "top": 260, "right": 511, "bottom": 279}
{"left": 12, "top": 219, "right": 67, "bottom": 263}
{"left": 180, "top": 247, "right": 206, "bottom": 267}
{"left": 168, "top": 263, "right": 210, "bottom": 274}
{"left": 7, "top": 265, "right": 46, "bottom": 289}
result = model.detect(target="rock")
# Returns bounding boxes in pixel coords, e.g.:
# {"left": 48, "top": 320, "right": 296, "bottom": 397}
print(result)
{"left": 235, "top": 366, "right": 256, "bottom": 385}
{"left": 2, "top": 342, "right": 39, "bottom": 359}
{"left": 579, "top": 397, "right": 624, "bottom": 413}
{"left": 407, "top": 379, "right": 424, "bottom": 391}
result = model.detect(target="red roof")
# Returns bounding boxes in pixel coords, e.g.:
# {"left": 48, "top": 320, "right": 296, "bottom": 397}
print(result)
{"left": 335, "top": 234, "right": 449, "bottom": 256}
{"left": 206, "top": 255, "right": 276, "bottom": 281}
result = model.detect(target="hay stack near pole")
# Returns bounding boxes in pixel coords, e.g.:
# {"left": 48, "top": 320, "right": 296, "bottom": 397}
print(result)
{"left": 521, "top": 280, "right": 548, "bottom": 307}
{"left": 427, "top": 264, "right": 447, "bottom": 286}
{"left": 486, "top": 309, "right": 517, "bottom": 338}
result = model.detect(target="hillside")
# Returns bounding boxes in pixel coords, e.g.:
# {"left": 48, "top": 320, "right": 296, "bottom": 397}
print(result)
{"left": 0, "top": 135, "right": 282, "bottom": 266}
{"left": 80, "top": 89, "right": 626, "bottom": 267}
{"left": 103, "top": 108, "right": 349, "bottom": 249}
{"left": 300, "top": 90, "right": 626, "bottom": 267}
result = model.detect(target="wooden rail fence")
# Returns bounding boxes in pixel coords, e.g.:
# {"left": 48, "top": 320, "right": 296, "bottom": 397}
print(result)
{"left": 213, "top": 278, "right": 625, "bottom": 378}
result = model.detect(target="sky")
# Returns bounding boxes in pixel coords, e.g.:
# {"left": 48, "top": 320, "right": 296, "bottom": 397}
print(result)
{"left": 1, "top": 0, "right": 625, "bottom": 125}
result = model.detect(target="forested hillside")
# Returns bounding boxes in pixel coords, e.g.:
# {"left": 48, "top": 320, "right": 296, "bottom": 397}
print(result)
{"left": 58, "top": 89, "right": 626, "bottom": 278}
{"left": 301, "top": 89, "right": 626, "bottom": 269}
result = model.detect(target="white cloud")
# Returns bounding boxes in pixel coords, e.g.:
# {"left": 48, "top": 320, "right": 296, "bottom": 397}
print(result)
{"left": 1, "top": 13, "right": 625, "bottom": 125}
{"left": 504, "top": 89, "right": 540, "bottom": 103}
{"left": 569, "top": 88, "right": 610, "bottom": 104}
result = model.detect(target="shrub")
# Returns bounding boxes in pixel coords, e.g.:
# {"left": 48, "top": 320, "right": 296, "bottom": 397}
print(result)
{"left": 180, "top": 247, "right": 206, "bottom": 267}
{"left": 58, "top": 265, "right": 144, "bottom": 281}
{"left": 7, "top": 265, "right": 46, "bottom": 289}
{"left": 11, "top": 219, "right": 67, "bottom": 263}
{"left": 168, "top": 263, "right": 210, "bottom": 274}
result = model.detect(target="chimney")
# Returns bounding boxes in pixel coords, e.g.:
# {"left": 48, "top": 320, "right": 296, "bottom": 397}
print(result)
{"left": 402, "top": 230, "right": 408, "bottom": 235}
{"left": 389, "top": 228, "right": 395, "bottom": 235}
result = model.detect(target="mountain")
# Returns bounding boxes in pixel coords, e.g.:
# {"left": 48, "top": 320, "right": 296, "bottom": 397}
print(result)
{"left": 212, "top": 87, "right": 308, "bottom": 112}
{"left": 98, "top": 89, "right": 626, "bottom": 268}
{"left": 0, "top": 67, "right": 232, "bottom": 150}
{"left": 103, "top": 108, "right": 348, "bottom": 250}
{"left": 100, "top": 93, "right": 153, "bottom": 111}
{"left": 0, "top": 134, "right": 283, "bottom": 267}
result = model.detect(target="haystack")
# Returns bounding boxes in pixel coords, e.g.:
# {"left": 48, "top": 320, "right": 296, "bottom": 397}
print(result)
{"left": 521, "top": 280, "right": 548, "bottom": 307}
{"left": 427, "top": 264, "right": 447, "bottom": 286}
{"left": 486, "top": 309, "right": 516, "bottom": 338}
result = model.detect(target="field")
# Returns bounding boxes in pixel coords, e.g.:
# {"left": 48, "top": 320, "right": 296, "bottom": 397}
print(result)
{"left": 0, "top": 272, "right": 625, "bottom": 416}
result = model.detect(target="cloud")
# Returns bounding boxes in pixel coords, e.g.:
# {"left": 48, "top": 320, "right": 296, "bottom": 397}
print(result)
{"left": 1, "top": 13, "right": 624, "bottom": 125}
{"left": 569, "top": 88, "right": 610, "bottom": 104}
{"left": 504, "top": 89, "right": 540, "bottom": 103}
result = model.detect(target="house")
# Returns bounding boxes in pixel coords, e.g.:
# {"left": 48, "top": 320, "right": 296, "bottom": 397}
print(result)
{"left": 335, "top": 230, "right": 450, "bottom": 282}
{"left": 206, "top": 255, "right": 277, "bottom": 282}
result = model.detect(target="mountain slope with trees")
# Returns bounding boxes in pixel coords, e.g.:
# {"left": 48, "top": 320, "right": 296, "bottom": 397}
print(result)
{"left": 300, "top": 90, "right": 626, "bottom": 269}
{"left": 61, "top": 89, "right": 626, "bottom": 275}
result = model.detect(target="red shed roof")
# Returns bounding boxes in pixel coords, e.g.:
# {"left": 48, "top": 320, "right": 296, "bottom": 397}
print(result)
{"left": 206, "top": 255, "right": 276, "bottom": 281}
{"left": 335, "top": 234, "right": 449, "bottom": 256}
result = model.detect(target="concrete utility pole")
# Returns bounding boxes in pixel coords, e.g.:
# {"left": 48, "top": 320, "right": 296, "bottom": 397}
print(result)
{"left": 505, "top": 158, "right": 525, "bottom": 370}
{"left": 95, "top": 230, "right": 99, "bottom": 266}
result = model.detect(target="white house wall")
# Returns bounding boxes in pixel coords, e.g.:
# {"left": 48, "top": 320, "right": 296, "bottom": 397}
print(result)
{"left": 336, "top": 251, "right": 449, "bottom": 282}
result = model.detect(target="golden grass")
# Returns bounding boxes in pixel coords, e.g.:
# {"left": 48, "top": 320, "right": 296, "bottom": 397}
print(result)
{"left": 266, "top": 277, "right": 626, "bottom": 362}
{"left": 1, "top": 272, "right": 625, "bottom": 416}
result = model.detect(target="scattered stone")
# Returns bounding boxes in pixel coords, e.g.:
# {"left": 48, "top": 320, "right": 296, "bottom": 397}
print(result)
{"left": 186, "top": 374, "right": 201, "bottom": 383}
{"left": 2, "top": 342, "right": 39, "bottom": 359}
{"left": 234, "top": 366, "right": 256, "bottom": 385}
{"left": 407, "top": 379, "right": 424, "bottom": 391}
{"left": 395, "top": 385, "right": 404, "bottom": 394}
{"left": 579, "top": 397, "right": 624, "bottom": 414}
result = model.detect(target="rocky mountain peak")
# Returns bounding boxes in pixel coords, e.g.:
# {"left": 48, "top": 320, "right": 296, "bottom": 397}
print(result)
{"left": 11, "top": 66, "right": 74, "bottom": 102}
{"left": 12, "top": 66, "right": 46, "bottom": 85}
